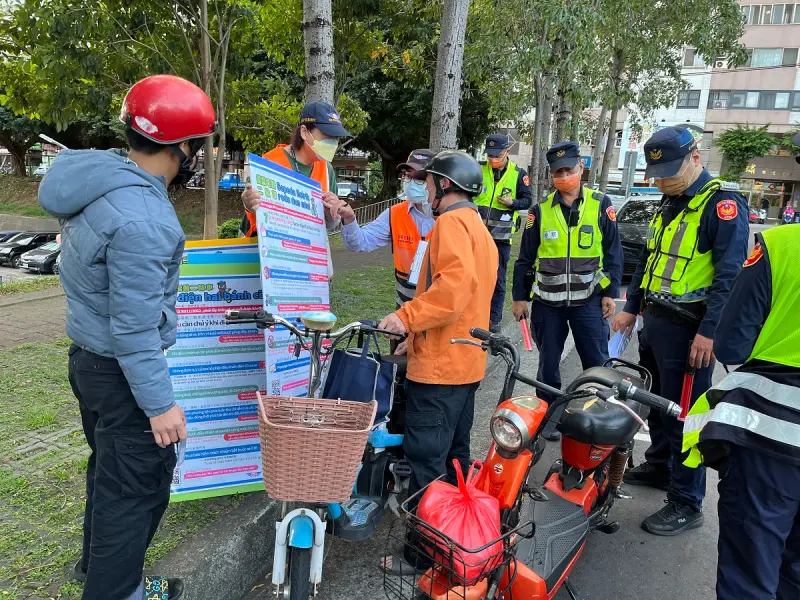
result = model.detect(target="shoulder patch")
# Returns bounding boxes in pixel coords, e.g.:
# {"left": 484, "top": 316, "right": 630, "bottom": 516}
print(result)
{"left": 743, "top": 243, "right": 764, "bottom": 267}
{"left": 716, "top": 199, "right": 738, "bottom": 221}
{"left": 525, "top": 212, "right": 536, "bottom": 229}
{"left": 606, "top": 205, "right": 617, "bottom": 222}
{"left": 523, "top": 174, "right": 530, "bottom": 187}
{"left": 719, "top": 181, "right": 740, "bottom": 192}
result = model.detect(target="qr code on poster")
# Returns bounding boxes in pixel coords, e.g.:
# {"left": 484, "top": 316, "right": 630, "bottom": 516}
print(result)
{"left": 271, "top": 380, "right": 281, "bottom": 395}
{"left": 172, "top": 469, "right": 180, "bottom": 487}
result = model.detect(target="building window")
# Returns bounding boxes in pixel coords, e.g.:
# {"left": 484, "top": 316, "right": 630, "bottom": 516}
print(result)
{"left": 749, "top": 4, "right": 761, "bottom": 24}
{"left": 752, "top": 48, "right": 784, "bottom": 67}
{"left": 742, "top": 5, "right": 751, "bottom": 22}
{"left": 783, "top": 48, "right": 799, "bottom": 66}
{"left": 677, "top": 89, "right": 701, "bottom": 109}
{"left": 682, "top": 49, "right": 706, "bottom": 67}
{"left": 795, "top": 3, "right": 800, "bottom": 23}
{"left": 762, "top": 4, "right": 774, "bottom": 23}
{"left": 791, "top": 92, "right": 800, "bottom": 111}
{"left": 731, "top": 91, "right": 748, "bottom": 108}
{"left": 775, "top": 92, "right": 791, "bottom": 109}
{"left": 708, "top": 91, "right": 731, "bottom": 109}
{"left": 746, "top": 92, "right": 761, "bottom": 108}
{"left": 773, "top": 3, "right": 785, "bottom": 22}
{"left": 614, "top": 130, "right": 623, "bottom": 148}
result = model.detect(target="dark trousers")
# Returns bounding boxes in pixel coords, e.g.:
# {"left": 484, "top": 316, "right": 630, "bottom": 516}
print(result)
{"left": 637, "top": 329, "right": 671, "bottom": 468}
{"left": 403, "top": 380, "right": 478, "bottom": 500}
{"left": 717, "top": 444, "right": 800, "bottom": 600}
{"left": 69, "top": 345, "right": 176, "bottom": 600}
{"left": 641, "top": 312, "right": 710, "bottom": 512}
{"left": 529, "top": 295, "right": 610, "bottom": 403}
{"left": 490, "top": 242, "right": 512, "bottom": 326}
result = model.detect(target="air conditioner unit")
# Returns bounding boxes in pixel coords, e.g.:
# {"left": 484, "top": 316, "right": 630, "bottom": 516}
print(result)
{"left": 714, "top": 58, "right": 728, "bottom": 69}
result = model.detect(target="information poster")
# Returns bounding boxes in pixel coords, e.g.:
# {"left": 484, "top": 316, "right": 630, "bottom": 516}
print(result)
{"left": 168, "top": 238, "right": 266, "bottom": 501}
{"left": 248, "top": 152, "right": 331, "bottom": 399}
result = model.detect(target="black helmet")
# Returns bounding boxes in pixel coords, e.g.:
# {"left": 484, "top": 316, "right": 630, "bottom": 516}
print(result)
{"left": 422, "top": 150, "right": 484, "bottom": 197}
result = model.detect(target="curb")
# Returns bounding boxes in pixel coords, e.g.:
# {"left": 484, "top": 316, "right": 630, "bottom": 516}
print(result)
{"left": 0, "top": 286, "right": 64, "bottom": 307}
{"left": 154, "top": 313, "right": 525, "bottom": 600}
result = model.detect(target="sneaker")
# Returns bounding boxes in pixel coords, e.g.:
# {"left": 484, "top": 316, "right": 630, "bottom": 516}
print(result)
{"left": 490, "top": 322, "right": 502, "bottom": 333}
{"left": 623, "top": 462, "right": 670, "bottom": 491}
{"left": 641, "top": 500, "right": 703, "bottom": 536}
{"left": 73, "top": 558, "right": 86, "bottom": 583}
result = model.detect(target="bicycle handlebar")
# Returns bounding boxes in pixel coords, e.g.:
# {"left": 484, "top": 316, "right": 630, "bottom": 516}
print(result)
{"left": 617, "top": 379, "right": 681, "bottom": 418}
{"left": 224, "top": 310, "right": 406, "bottom": 342}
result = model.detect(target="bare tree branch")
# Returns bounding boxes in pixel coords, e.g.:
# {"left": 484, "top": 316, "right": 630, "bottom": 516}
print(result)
{"left": 172, "top": 2, "right": 202, "bottom": 85}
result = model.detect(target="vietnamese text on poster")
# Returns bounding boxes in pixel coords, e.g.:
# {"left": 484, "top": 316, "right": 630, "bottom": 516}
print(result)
{"left": 248, "top": 152, "right": 331, "bottom": 399}
{"left": 168, "top": 238, "right": 266, "bottom": 502}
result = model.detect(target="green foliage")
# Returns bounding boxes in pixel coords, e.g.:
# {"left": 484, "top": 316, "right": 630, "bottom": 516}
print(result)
{"left": 714, "top": 124, "right": 777, "bottom": 181}
{"left": 217, "top": 217, "right": 242, "bottom": 239}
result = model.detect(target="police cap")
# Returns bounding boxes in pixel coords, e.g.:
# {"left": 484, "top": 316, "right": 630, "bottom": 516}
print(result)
{"left": 485, "top": 133, "right": 512, "bottom": 157}
{"left": 546, "top": 141, "right": 581, "bottom": 172}
{"left": 644, "top": 126, "right": 697, "bottom": 179}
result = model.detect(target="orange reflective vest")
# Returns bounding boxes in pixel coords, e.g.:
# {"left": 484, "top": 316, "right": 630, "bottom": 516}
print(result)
{"left": 244, "top": 145, "right": 331, "bottom": 237}
{"left": 390, "top": 201, "right": 429, "bottom": 307}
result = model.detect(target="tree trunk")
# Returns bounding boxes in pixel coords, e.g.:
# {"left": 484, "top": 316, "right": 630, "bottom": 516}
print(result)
{"left": 429, "top": 0, "right": 470, "bottom": 152}
{"left": 199, "top": 0, "right": 218, "bottom": 239}
{"left": 7, "top": 143, "right": 28, "bottom": 176}
{"left": 302, "top": 0, "right": 335, "bottom": 104}
{"left": 537, "top": 77, "right": 555, "bottom": 199}
{"left": 570, "top": 104, "right": 580, "bottom": 142}
{"left": 588, "top": 106, "right": 607, "bottom": 187}
{"left": 530, "top": 77, "right": 544, "bottom": 204}
{"left": 598, "top": 102, "right": 619, "bottom": 193}
{"left": 598, "top": 49, "right": 623, "bottom": 193}
{"left": 552, "top": 85, "right": 570, "bottom": 144}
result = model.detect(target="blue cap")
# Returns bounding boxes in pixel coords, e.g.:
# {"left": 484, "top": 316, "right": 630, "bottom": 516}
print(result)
{"left": 485, "top": 133, "right": 511, "bottom": 157}
{"left": 546, "top": 141, "right": 581, "bottom": 171}
{"left": 644, "top": 126, "right": 697, "bottom": 178}
{"left": 299, "top": 101, "right": 351, "bottom": 137}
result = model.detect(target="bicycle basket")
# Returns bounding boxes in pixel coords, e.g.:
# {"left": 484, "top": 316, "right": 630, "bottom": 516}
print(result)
{"left": 383, "top": 490, "right": 533, "bottom": 599}
{"left": 258, "top": 393, "right": 377, "bottom": 503}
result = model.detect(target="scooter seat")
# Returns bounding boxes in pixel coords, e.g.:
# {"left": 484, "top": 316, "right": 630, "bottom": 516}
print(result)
{"left": 557, "top": 367, "right": 650, "bottom": 446}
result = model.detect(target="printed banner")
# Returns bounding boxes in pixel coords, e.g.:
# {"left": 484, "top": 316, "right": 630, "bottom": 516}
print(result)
{"left": 168, "top": 238, "right": 266, "bottom": 501}
{"left": 248, "top": 152, "right": 331, "bottom": 399}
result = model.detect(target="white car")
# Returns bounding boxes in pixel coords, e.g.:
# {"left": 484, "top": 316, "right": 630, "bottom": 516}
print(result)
{"left": 34, "top": 164, "right": 49, "bottom": 177}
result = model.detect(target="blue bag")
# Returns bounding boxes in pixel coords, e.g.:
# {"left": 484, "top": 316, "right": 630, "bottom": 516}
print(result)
{"left": 322, "top": 328, "right": 396, "bottom": 425}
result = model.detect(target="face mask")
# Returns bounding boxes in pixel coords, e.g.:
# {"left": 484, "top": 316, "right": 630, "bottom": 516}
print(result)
{"left": 488, "top": 156, "right": 505, "bottom": 170}
{"left": 306, "top": 134, "right": 338, "bottom": 163}
{"left": 169, "top": 142, "right": 201, "bottom": 188}
{"left": 400, "top": 179, "right": 410, "bottom": 193}
{"left": 552, "top": 172, "right": 581, "bottom": 194}
{"left": 655, "top": 160, "right": 697, "bottom": 196}
{"left": 406, "top": 180, "right": 429, "bottom": 206}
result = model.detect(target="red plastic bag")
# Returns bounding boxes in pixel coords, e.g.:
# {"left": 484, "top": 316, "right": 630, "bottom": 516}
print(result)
{"left": 417, "top": 460, "right": 502, "bottom": 584}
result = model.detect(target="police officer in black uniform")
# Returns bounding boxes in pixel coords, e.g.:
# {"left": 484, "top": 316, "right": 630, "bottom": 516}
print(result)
{"left": 613, "top": 126, "right": 749, "bottom": 536}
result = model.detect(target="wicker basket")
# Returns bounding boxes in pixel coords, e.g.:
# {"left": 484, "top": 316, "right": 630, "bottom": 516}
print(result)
{"left": 257, "top": 392, "right": 377, "bottom": 503}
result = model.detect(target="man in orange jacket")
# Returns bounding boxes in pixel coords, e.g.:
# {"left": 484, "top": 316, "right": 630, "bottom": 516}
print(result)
{"left": 379, "top": 150, "right": 498, "bottom": 504}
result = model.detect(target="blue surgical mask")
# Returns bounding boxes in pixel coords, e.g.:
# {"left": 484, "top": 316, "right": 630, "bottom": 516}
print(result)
{"left": 406, "top": 180, "right": 429, "bottom": 206}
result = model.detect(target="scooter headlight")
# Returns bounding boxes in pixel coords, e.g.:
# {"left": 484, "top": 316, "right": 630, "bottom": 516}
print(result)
{"left": 490, "top": 409, "right": 530, "bottom": 453}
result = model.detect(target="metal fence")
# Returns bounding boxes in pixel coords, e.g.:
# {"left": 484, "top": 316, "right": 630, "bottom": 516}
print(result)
{"left": 328, "top": 197, "right": 404, "bottom": 236}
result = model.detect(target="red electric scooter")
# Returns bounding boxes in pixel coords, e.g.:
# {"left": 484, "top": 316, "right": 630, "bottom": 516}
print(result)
{"left": 384, "top": 327, "right": 681, "bottom": 600}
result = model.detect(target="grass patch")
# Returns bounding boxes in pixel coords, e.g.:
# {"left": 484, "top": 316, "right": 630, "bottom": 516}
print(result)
{"left": 0, "top": 201, "right": 49, "bottom": 218}
{"left": 0, "top": 276, "right": 61, "bottom": 296}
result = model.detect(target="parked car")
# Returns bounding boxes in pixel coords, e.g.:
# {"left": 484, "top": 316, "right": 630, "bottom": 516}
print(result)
{"left": 0, "top": 231, "right": 21, "bottom": 243}
{"left": 33, "top": 164, "right": 49, "bottom": 177}
{"left": 337, "top": 181, "right": 368, "bottom": 201}
{"left": 218, "top": 172, "right": 246, "bottom": 191}
{"left": 20, "top": 241, "right": 61, "bottom": 274}
{"left": 53, "top": 252, "right": 61, "bottom": 275}
{"left": 0, "top": 232, "right": 59, "bottom": 269}
{"left": 616, "top": 197, "right": 661, "bottom": 277}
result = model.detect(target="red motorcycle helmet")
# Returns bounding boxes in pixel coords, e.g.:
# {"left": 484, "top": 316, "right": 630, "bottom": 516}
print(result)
{"left": 120, "top": 75, "right": 216, "bottom": 144}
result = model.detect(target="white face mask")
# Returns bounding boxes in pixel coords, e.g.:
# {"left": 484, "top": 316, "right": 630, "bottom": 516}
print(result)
{"left": 305, "top": 133, "right": 338, "bottom": 163}
{"left": 406, "top": 180, "right": 428, "bottom": 205}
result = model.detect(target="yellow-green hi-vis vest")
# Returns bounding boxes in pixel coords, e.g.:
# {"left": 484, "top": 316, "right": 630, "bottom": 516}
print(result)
{"left": 532, "top": 187, "right": 610, "bottom": 307}
{"left": 640, "top": 179, "right": 727, "bottom": 303}
{"left": 475, "top": 161, "right": 520, "bottom": 242}
{"left": 683, "top": 225, "right": 800, "bottom": 468}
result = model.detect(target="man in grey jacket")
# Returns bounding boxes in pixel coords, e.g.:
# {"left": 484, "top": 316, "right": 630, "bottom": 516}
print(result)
{"left": 39, "top": 75, "right": 216, "bottom": 600}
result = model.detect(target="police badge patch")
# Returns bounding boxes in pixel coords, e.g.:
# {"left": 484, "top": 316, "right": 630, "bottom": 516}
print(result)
{"left": 716, "top": 199, "right": 738, "bottom": 221}
{"left": 525, "top": 212, "right": 535, "bottom": 229}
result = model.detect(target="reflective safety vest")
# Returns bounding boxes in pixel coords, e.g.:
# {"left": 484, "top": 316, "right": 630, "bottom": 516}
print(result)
{"left": 474, "top": 161, "right": 520, "bottom": 243}
{"left": 533, "top": 187, "right": 610, "bottom": 307}
{"left": 640, "top": 180, "right": 723, "bottom": 304}
{"left": 390, "top": 201, "right": 428, "bottom": 308}
{"left": 683, "top": 225, "right": 800, "bottom": 467}
{"left": 243, "top": 145, "right": 330, "bottom": 238}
